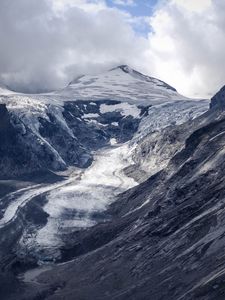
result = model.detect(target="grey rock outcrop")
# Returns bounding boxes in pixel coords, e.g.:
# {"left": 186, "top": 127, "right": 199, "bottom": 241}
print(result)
{"left": 12, "top": 85, "right": 225, "bottom": 300}
{"left": 210, "top": 85, "right": 225, "bottom": 110}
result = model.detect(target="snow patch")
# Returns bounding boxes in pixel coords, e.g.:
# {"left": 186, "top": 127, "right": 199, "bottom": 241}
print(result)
{"left": 100, "top": 102, "right": 141, "bottom": 118}
{"left": 110, "top": 138, "right": 117, "bottom": 145}
{"left": 82, "top": 113, "right": 99, "bottom": 119}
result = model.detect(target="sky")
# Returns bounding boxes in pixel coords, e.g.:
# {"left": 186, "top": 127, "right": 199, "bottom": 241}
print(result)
{"left": 0, "top": 0, "right": 224, "bottom": 98}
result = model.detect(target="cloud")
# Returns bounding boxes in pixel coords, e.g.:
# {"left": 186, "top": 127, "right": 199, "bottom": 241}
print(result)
{"left": 113, "top": 0, "right": 135, "bottom": 6}
{"left": 0, "top": 0, "right": 225, "bottom": 98}
{"left": 51, "top": 0, "right": 107, "bottom": 13}
{"left": 144, "top": 0, "right": 225, "bottom": 97}
{"left": 172, "top": 0, "right": 211, "bottom": 12}
{"left": 0, "top": 0, "right": 148, "bottom": 92}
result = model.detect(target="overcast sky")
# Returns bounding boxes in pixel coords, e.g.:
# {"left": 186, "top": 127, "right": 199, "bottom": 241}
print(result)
{"left": 0, "top": 0, "right": 224, "bottom": 97}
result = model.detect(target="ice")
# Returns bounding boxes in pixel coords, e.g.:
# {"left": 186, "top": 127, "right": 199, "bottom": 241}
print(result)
{"left": 35, "top": 143, "right": 137, "bottom": 247}
{"left": 100, "top": 102, "right": 141, "bottom": 118}
{"left": 0, "top": 180, "right": 74, "bottom": 227}
{"left": 21, "top": 65, "right": 191, "bottom": 108}
{"left": 133, "top": 100, "right": 209, "bottom": 143}
{"left": 110, "top": 138, "right": 117, "bottom": 145}
{"left": 82, "top": 113, "right": 99, "bottom": 119}
{"left": 0, "top": 66, "right": 210, "bottom": 256}
{"left": 61, "top": 66, "right": 188, "bottom": 105}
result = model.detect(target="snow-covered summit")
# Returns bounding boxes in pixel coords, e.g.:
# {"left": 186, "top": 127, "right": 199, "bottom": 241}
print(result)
{"left": 0, "top": 66, "right": 203, "bottom": 108}
{"left": 110, "top": 65, "right": 176, "bottom": 91}
{"left": 55, "top": 65, "right": 188, "bottom": 105}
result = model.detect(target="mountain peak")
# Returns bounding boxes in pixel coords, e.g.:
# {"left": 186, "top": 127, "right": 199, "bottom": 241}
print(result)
{"left": 64, "top": 65, "right": 183, "bottom": 105}
{"left": 110, "top": 65, "right": 133, "bottom": 73}
{"left": 110, "top": 65, "right": 177, "bottom": 92}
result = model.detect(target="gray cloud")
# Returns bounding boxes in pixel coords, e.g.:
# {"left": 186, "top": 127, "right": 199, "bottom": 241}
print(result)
{"left": 0, "top": 0, "right": 225, "bottom": 98}
{"left": 0, "top": 0, "right": 148, "bottom": 92}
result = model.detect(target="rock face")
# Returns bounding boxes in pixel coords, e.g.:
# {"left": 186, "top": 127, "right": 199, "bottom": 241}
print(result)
{"left": 0, "top": 65, "right": 208, "bottom": 178}
{"left": 0, "top": 67, "right": 213, "bottom": 300}
{"left": 0, "top": 104, "right": 38, "bottom": 178}
{"left": 0, "top": 104, "right": 67, "bottom": 178}
{"left": 210, "top": 85, "right": 225, "bottom": 110}
{"left": 10, "top": 86, "right": 225, "bottom": 300}
{"left": 127, "top": 100, "right": 209, "bottom": 182}
{"left": 0, "top": 104, "right": 15, "bottom": 141}
{"left": 0, "top": 99, "right": 146, "bottom": 178}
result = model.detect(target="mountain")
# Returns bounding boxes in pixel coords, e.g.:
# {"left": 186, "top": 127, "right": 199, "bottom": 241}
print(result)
{"left": 7, "top": 85, "right": 225, "bottom": 300}
{"left": 210, "top": 85, "right": 225, "bottom": 110}
{"left": 56, "top": 64, "right": 187, "bottom": 104}
{"left": 0, "top": 65, "right": 208, "bottom": 178}
{"left": 0, "top": 66, "right": 211, "bottom": 299}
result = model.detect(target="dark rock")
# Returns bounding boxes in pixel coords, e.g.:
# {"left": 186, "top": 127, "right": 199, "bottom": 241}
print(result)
{"left": 210, "top": 85, "right": 225, "bottom": 110}
{"left": 13, "top": 86, "right": 225, "bottom": 300}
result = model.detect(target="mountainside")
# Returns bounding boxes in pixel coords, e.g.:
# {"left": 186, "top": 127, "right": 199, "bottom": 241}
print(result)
{"left": 9, "top": 85, "right": 225, "bottom": 300}
{"left": 0, "top": 65, "right": 208, "bottom": 178}
{"left": 0, "top": 66, "right": 213, "bottom": 300}
{"left": 56, "top": 65, "right": 187, "bottom": 104}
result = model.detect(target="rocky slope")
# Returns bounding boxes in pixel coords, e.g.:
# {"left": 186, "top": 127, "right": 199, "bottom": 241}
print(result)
{"left": 7, "top": 85, "right": 225, "bottom": 300}
{"left": 0, "top": 66, "right": 208, "bottom": 179}
{"left": 0, "top": 66, "right": 211, "bottom": 299}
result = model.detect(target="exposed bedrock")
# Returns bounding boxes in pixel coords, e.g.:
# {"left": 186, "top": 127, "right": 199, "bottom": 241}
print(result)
{"left": 210, "top": 85, "right": 225, "bottom": 110}
{"left": 12, "top": 86, "right": 225, "bottom": 300}
{"left": 0, "top": 100, "right": 147, "bottom": 179}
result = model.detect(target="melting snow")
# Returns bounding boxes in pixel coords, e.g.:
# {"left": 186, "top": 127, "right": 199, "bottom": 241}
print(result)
{"left": 100, "top": 102, "right": 141, "bottom": 118}
{"left": 35, "top": 143, "right": 137, "bottom": 247}
{"left": 82, "top": 113, "right": 99, "bottom": 119}
{"left": 110, "top": 138, "right": 117, "bottom": 145}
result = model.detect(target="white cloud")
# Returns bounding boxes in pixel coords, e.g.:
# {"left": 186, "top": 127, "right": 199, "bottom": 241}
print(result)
{"left": 113, "top": 0, "right": 135, "bottom": 7}
{"left": 0, "top": 0, "right": 148, "bottom": 93}
{"left": 143, "top": 0, "right": 225, "bottom": 97}
{"left": 0, "top": 0, "right": 225, "bottom": 98}
{"left": 172, "top": 0, "right": 211, "bottom": 12}
{"left": 51, "top": 0, "right": 107, "bottom": 13}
